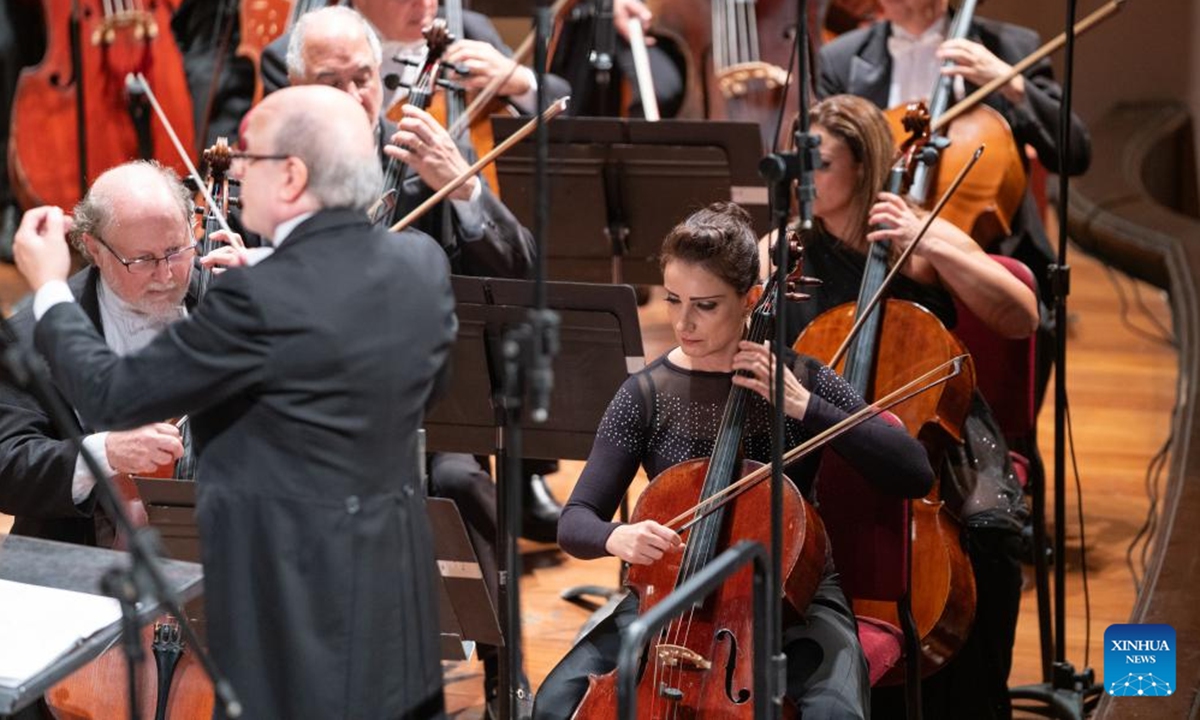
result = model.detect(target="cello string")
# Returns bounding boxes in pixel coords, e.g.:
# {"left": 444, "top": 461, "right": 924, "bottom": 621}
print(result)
{"left": 658, "top": 288, "right": 774, "bottom": 711}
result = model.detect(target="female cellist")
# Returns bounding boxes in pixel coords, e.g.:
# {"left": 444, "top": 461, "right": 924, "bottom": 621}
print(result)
{"left": 777, "top": 95, "right": 1038, "bottom": 719}
{"left": 533, "top": 201, "right": 934, "bottom": 720}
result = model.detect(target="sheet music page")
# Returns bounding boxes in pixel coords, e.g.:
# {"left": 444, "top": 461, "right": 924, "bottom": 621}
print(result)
{"left": 0, "top": 578, "right": 121, "bottom": 685}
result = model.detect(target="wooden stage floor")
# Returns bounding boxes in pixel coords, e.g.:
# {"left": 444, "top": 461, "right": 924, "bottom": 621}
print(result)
{"left": 0, "top": 236, "right": 1177, "bottom": 718}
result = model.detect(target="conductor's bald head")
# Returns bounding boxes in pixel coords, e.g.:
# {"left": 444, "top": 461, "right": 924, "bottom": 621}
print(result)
{"left": 235, "top": 86, "right": 383, "bottom": 238}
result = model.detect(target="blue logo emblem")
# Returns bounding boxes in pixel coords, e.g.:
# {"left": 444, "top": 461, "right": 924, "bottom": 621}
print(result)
{"left": 1105, "top": 623, "right": 1175, "bottom": 697}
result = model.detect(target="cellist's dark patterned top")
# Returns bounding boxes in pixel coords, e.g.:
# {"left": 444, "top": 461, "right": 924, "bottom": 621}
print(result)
{"left": 558, "top": 351, "right": 933, "bottom": 560}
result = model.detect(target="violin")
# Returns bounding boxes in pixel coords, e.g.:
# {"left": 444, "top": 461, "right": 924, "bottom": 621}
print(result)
{"left": 881, "top": 0, "right": 1025, "bottom": 246}
{"left": 793, "top": 106, "right": 979, "bottom": 679}
{"left": 573, "top": 255, "right": 827, "bottom": 718}
{"left": 9, "top": 0, "right": 196, "bottom": 210}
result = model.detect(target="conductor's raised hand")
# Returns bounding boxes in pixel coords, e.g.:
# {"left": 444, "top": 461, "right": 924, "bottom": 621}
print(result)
{"left": 605, "top": 520, "right": 684, "bottom": 565}
{"left": 730, "top": 340, "right": 811, "bottom": 420}
{"left": 13, "top": 206, "right": 72, "bottom": 290}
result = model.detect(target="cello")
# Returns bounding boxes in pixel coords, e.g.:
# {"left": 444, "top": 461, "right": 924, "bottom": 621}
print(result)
{"left": 41, "top": 139, "right": 240, "bottom": 720}
{"left": 9, "top": 0, "right": 196, "bottom": 211}
{"left": 572, "top": 260, "right": 827, "bottom": 718}
{"left": 881, "top": 0, "right": 1025, "bottom": 246}
{"left": 793, "top": 107, "right": 979, "bottom": 679}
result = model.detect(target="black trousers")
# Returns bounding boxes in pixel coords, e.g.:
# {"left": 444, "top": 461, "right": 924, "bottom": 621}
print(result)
{"left": 533, "top": 564, "right": 870, "bottom": 720}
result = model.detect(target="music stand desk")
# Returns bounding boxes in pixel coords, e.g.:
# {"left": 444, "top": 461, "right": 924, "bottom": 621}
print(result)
{"left": 0, "top": 533, "right": 203, "bottom": 716}
{"left": 492, "top": 117, "right": 770, "bottom": 285}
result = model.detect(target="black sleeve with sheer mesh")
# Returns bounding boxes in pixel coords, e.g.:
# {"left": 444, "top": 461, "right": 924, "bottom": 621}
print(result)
{"left": 558, "top": 353, "right": 933, "bottom": 560}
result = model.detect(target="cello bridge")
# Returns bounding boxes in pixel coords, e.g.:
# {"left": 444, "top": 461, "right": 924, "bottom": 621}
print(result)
{"left": 655, "top": 644, "right": 712, "bottom": 670}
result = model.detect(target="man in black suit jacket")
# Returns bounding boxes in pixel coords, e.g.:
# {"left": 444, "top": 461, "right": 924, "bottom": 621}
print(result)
{"left": 269, "top": 5, "right": 538, "bottom": 278}
{"left": 817, "top": 0, "right": 1091, "bottom": 301}
{"left": 0, "top": 161, "right": 197, "bottom": 545}
{"left": 14, "top": 85, "right": 457, "bottom": 720}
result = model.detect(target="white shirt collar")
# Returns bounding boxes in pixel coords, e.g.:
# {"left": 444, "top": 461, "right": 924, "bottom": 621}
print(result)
{"left": 272, "top": 211, "right": 317, "bottom": 247}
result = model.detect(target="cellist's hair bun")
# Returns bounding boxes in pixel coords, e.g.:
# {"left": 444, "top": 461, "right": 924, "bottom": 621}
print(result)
{"left": 659, "top": 202, "right": 759, "bottom": 295}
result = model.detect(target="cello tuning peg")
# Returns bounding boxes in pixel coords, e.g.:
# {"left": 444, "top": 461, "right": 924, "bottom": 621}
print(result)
{"left": 391, "top": 56, "right": 422, "bottom": 67}
{"left": 443, "top": 61, "right": 471, "bottom": 77}
{"left": 785, "top": 292, "right": 812, "bottom": 303}
{"left": 793, "top": 275, "right": 823, "bottom": 288}
{"left": 435, "top": 78, "right": 464, "bottom": 92}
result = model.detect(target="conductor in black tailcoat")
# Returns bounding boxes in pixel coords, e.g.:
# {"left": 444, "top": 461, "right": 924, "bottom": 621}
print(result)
{"left": 13, "top": 85, "right": 457, "bottom": 720}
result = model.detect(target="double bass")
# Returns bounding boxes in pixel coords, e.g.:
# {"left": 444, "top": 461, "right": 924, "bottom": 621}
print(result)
{"left": 573, "top": 263, "right": 828, "bottom": 718}
{"left": 9, "top": 0, "right": 196, "bottom": 210}
{"left": 644, "top": 0, "right": 826, "bottom": 148}
{"left": 794, "top": 109, "right": 979, "bottom": 678}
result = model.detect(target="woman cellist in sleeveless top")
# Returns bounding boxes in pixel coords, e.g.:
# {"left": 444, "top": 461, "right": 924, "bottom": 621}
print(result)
{"left": 775, "top": 95, "right": 1038, "bottom": 719}
{"left": 533, "top": 202, "right": 934, "bottom": 720}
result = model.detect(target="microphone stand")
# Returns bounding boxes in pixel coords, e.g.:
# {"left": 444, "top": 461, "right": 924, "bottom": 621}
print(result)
{"left": 0, "top": 313, "right": 241, "bottom": 720}
{"left": 496, "top": 3, "right": 560, "bottom": 718}
{"left": 1009, "top": 0, "right": 1102, "bottom": 715}
{"left": 588, "top": 0, "right": 617, "bottom": 117}
{"left": 757, "top": 0, "right": 819, "bottom": 712}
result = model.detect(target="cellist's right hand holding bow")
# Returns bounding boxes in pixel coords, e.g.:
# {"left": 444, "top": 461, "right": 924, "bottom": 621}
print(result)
{"left": 605, "top": 520, "right": 683, "bottom": 565}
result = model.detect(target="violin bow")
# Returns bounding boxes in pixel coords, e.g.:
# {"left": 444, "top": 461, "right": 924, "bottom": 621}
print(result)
{"left": 132, "top": 73, "right": 236, "bottom": 236}
{"left": 934, "top": 0, "right": 1125, "bottom": 132}
{"left": 626, "top": 19, "right": 660, "bottom": 121}
{"left": 388, "top": 96, "right": 570, "bottom": 233}
{"left": 828, "top": 144, "right": 985, "bottom": 369}
{"left": 668, "top": 355, "right": 969, "bottom": 534}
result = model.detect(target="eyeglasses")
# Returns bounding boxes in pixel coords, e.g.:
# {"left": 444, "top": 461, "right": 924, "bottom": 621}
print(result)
{"left": 229, "top": 152, "right": 291, "bottom": 170}
{"left": 93, "top": 235, "right": 199, "bottom": 275}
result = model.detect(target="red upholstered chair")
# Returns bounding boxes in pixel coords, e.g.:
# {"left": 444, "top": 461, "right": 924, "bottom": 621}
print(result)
{"left": 950, "top": 255, "right": 1041, "bottom": 489}
{"left": 815, "top": 412, "right": 922, "bottom": 720}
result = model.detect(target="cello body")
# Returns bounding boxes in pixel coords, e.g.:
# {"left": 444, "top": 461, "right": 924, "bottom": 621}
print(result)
{"left": 9, "top": 0, "right": 196, "bottom": 210}
{"left": 795, "top": 299, "right": 978, "bottom": 679}
{"left": 573, "top": 459, "right": 825, "bottom": 718}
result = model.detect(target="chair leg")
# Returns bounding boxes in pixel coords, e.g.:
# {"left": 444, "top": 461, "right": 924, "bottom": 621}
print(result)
{"left": 898, "top": 593, "right": 922, "bottom": 720}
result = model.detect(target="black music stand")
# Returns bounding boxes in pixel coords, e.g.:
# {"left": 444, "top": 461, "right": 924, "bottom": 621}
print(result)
{"left": 0, "top": 533, "right": 204, "bottom": 717}
{"left": 491, "top": 117, "right": 771, "bottom": 285}
{"left": 427, "top": 497, "right": 504, "bottom": 660}
{"left": 424, "top": 276, "right": 644, "bottom": 459}
{"left": 423, "top": 275, "right": 644, "bottom": 669}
